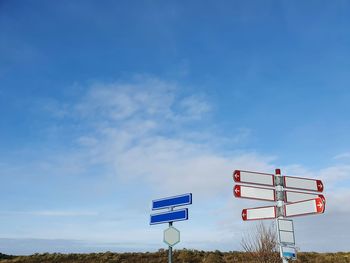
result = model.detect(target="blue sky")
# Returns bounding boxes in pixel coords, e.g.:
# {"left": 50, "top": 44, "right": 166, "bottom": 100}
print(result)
{"left": 1, "top": 0, "right": 350, "bottom": 255}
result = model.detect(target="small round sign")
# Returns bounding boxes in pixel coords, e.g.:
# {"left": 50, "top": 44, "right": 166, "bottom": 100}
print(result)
{"left": 163, "top": 226, "right": 180, "bottom": 247}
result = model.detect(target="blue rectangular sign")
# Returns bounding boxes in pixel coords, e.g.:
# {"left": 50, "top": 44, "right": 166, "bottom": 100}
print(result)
{"left": 283, "top": 252, "right": 296, "bottom": 259}
{"left": 150, "top": 208, "right": 188, "bottom": 225}
{"left": 152, "top": 193, "right": 192, "bottom": 210}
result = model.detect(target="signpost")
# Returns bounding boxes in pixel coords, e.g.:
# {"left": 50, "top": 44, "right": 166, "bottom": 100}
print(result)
{"left": 241, "top": 205, "right": 277, "bottom": 221}
{"left": 284, "top": 190, "right": 325, "bottom": 204}
{"left": 233, "top": 169, "right": 326, "bottom": 263}
{"left": 283, "top": 176, "right": 323, "bottom": 192}
{"left": 284, "top": 197, "right": 325, "bottom": 217}
{"left": 234, "top": 185, "right": 276, "bottom": 202}
{"left": 150, "top": 193, "right": 192, "bottom": 263}
{"left": 234, "top": 170, "right": 275, "bottom": 186}
{"left": 152, "top": 194, "right": 192, "bottom": 210}
{"left": 150, "top": 208, "right": 188, "bottom": 225}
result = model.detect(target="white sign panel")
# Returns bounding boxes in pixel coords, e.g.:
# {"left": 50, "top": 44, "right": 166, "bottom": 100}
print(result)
{"left": 280, "top": 231, "right": 295, "bottom": 244}
{"left": 241, "top": 205, "right": 276, "bottom": 221}
{"left": 278, "top": 219, "right": 293, "bottom": 232}
{"left": 284, "top": 176, "right": 323, "bottom": 192}
{"left": 163, "top": 226, "right": 180, "bottom": 247}
{"left": 284, "top": 190, "right": 325, "bottom": 203}
{"left": 284, "top": 197, "right": 325, "bottom": 218}
{"left": 233, "top": 170, "right": 274, "bottom": 187}
{"left": 234, "top": 185, "right": 275, "bottom": 202}
{"left": 278, "top": 219, "right": 295, "bottom": 245}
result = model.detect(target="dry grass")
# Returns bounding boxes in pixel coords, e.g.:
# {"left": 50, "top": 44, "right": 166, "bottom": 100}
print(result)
{"left": 0, "top": 250, "right": 350, "bottom": 263}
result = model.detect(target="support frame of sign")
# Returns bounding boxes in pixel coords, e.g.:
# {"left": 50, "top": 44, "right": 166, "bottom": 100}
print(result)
{"left": 233, "top": 168, "right": 325, "bottom": 263}
{"left": 150, "top": 193, "right": 192, "bottom": 263}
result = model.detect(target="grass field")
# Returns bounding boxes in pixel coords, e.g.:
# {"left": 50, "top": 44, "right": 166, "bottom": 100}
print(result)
{"left": 1, "top": 250, "right": 350, "bottom": 263}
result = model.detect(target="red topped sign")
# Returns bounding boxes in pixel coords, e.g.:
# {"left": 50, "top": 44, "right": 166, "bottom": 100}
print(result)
{"left": 283, "top": 176, "right": 323, "bottom": 192}
{"left": 234, "top": 185, "right": 276, "bottom": 202}
{"left": 233, "top": 170, "right": 275, "bottom": 187}
{"left": 284, "top": 197, "right": 325, "bottom": 218}
{"left": 284, "top": 190, "right": 326, "bottom": 204}
{"left": 241, "top": 205, "right": 277, "bottom": 221}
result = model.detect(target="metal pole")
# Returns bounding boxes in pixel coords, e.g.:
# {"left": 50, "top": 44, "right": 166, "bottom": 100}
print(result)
{"left": 275, "top": 168, "right": 288, "bottom": 263}
{"left": 168, "top": 221, "right": 173, "bottom": 263}
{"left": 168, "top": 207, "right": 173, "bottom": 263}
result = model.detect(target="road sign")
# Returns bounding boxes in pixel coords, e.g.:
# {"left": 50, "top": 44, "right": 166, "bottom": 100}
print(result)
{"left": 281, "top": 246, "right": 297, "bottom": 260}
{"left": 233, "top": 170, "right": 275, "bottom": 187}
{"left": 284, "top": 197, "right": 325, "bottom": 218}
{"left": 241, "top": 205, "right": 277, "bottom": 221}
{"left": 234, "top": 185, "right": 276, "bottom": 202}
{"left": 163, "top": 226, "right": 180, "bottom": 247}
{"left": 284, "top": 190, "right": 325, "bottom": 204}
{"left": 283, "top": 176, "right": 323, "bottom": 192}
{"left": 152, "top": 193, "right": 192, "bottom": 210}
{"left": 150, "top": 208, "right": 188, "bottom": 225}
{"left": 277, "top": 219, "right": 295, "bottom": 245}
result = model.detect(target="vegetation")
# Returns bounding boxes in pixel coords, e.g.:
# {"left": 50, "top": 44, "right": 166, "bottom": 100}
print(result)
{"left": 241, "top": 222, "right": 280, "bottom": 263}
{"left": 0, "top": 222, "right": 348, "bottom": 262}
{"left": 0, "top": 250, "right": 349, "bottom": 263}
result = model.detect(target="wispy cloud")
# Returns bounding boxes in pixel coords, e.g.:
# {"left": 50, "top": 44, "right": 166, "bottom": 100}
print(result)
{"left": 42, "top": 76, "right": 271, "bottom": 197}
{"left": 3, "top": 75, "right": 350, "bottom": 253}
{"left": 74, "top": 76, "right": 210, "bottom": 123}
{"left": 0, "top": 210, "right": 99, "bottom": 217}
{"left": 333, "top": 152, "right": 350, "bottom": 160}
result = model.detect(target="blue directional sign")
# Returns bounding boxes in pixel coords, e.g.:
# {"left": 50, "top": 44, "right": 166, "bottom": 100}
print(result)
{"left": 152, "top": 193, "right": 192, "bottom": 210}
{"left": 281, "top": 246, "right": 297, "bottom": 260}
{"left": 150, "top": 208, "right": 188, "bottom": 225}
{"left": 283, "top": 252, "right": 296, "bottom": 258}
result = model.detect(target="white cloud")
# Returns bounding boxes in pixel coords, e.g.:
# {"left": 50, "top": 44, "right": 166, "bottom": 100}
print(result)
{"left": 0, "top": 210, "right": 99, "bottom": 217}
{"left": 333, "top": 152, "right": 350, "bottom": 160}
{"left": 178, "top": 95, "right": 211, "bottom": 120}
{"left": 44, "top": 76, "right": 269, "bottom": 198}
{"left": 5, "top": 75, "right": 350, "bottom": 253}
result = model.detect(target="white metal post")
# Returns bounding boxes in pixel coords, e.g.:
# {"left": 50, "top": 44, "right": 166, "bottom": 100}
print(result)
{"left": 275, "top": 168, "right": 288, "bottom": 263}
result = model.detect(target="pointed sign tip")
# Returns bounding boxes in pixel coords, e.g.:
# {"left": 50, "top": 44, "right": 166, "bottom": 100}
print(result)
{"left": 233, "top": 185, "right": 241, "bottom": 197}
{"left": 241, "top": 209, "right": 247, "bottom": 221}
{"left": 233, "top": 170, "right": 241, "bottom": 182}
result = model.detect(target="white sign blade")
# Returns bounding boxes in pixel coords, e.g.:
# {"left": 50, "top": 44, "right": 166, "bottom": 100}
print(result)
{"left": 233, "top": 170, "right": 275, "bottom": 187}
{"left": 284, "top": 176, "right": 323, "bottom": 192}
{"left": 278, "top": 219, "right": 293, "bottom": 232}
{"left": 242, "top": 205, "right": 277, "bottom": 221}
{"left": 284, "top": 190, "right": 325, "bottom": 204}
{"left": 277, "top": 219, "right": 295, "bottom": 245}
{"left": 280, "top": 231, "right": 295, "bottom": 244}
{"left": 234, "top": 185, "right": 276, "bottom": 202}
{"left": 284, "top": 197, "right": 325, "bottom": 218}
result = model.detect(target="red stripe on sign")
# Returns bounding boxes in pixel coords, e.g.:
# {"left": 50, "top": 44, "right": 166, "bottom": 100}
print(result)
{"left": 233, "top": 170, "right": 241, "bottom": 182}
{"left": 242, "top": 209, "right": 247, "bottom": 221}
{"left": 233, "top": 185, "right": 241, "bottom": 197}
{"left": 317, "top": 180, "right": 324, "bottom": 192}
{"left": 315, "top": 197, "right": 325, "bottom": 213}
{"left": 318, "top": 194, "right": 326, "bottom": 204}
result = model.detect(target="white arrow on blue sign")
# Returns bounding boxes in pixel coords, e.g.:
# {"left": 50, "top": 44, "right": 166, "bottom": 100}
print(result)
{"left": 152, "top": 193, "right": 192, "bottom": 210}
{"left": 150, "top": 208, "right": 188, "bottom": 225}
